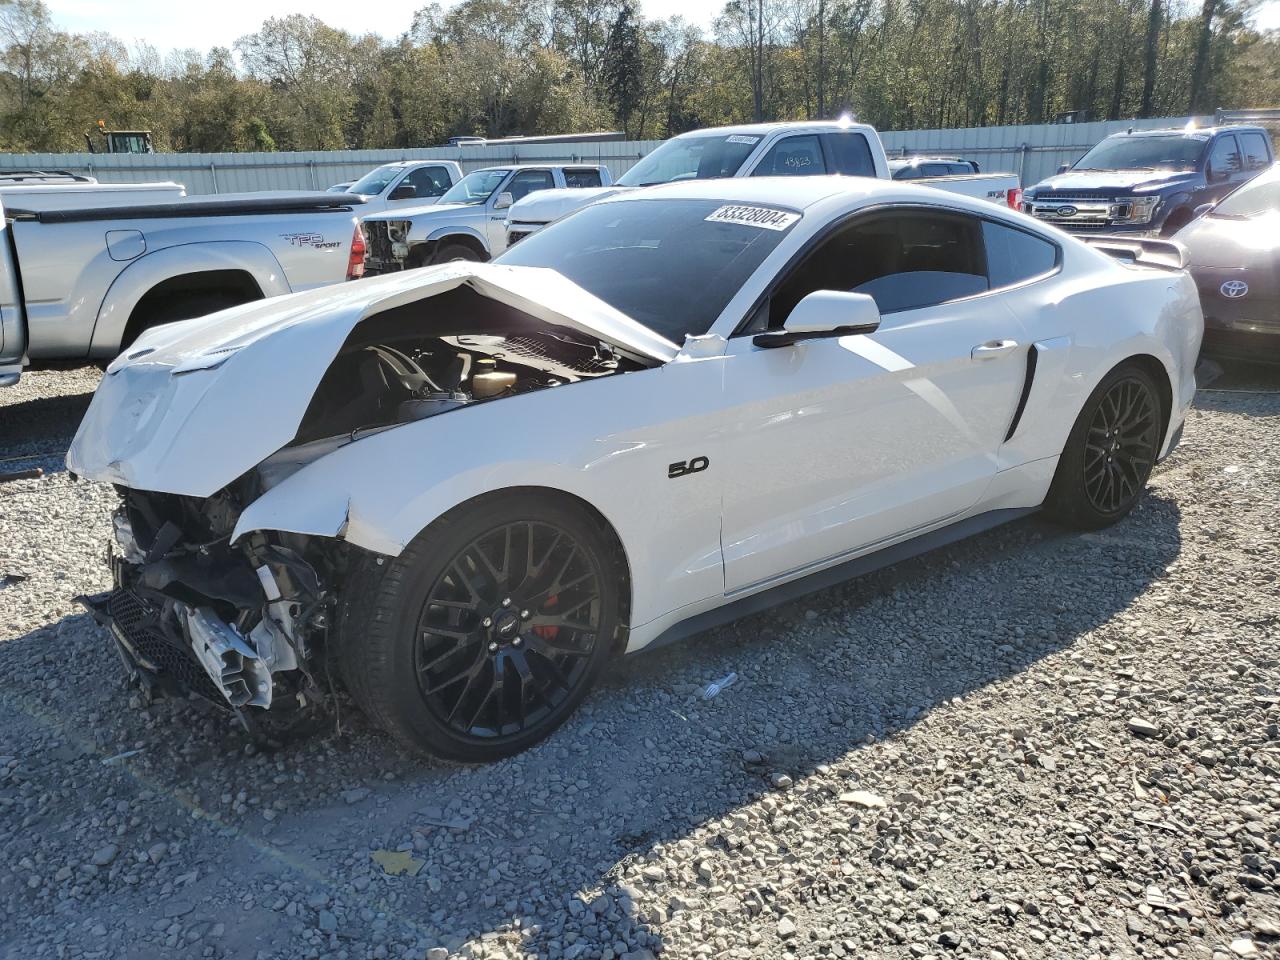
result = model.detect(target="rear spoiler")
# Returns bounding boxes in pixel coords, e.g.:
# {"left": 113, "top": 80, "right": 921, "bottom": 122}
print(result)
{"left": 1080, "top": 235, "right": 1186, "bottom": 272}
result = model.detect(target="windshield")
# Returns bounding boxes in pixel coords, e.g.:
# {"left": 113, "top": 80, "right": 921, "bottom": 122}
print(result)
{"left": 1072, "top": 134, "right": 1207, "bottom": 172}
{"left": 439, "top": 169, "right": 508, "bottom": 205}
{"left": 1212, "top": 164, "right": 1280, "bottom": 218}
{"left": 497, "top": 198, "right": 798, "bottom": 342}
{"left": 616, "top": 134, "right": 762, "bottom": 187}
{"left": 347, "top": 165, "right": 403, "bottom": 197}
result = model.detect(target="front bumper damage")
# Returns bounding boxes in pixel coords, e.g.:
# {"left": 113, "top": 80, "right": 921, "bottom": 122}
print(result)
{"left": 81, "top": 490, "right": 339, "bottom": 720}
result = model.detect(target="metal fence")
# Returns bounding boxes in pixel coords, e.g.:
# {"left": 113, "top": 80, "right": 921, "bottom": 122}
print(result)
{"left": 0, "top": 141, "right": 665, "bottom": 195}
{"left": 0, "top": 116, "right": 1214, "bottom": 194}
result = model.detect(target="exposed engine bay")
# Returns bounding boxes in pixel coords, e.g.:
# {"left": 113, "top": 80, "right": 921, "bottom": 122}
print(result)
{"left": 80, "top": 287, "right": 646, "bottom": 725}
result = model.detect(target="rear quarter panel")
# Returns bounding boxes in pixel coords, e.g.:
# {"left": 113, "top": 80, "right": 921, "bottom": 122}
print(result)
{"left": 17, "top": 209, "right": 356, "bottom": 360}
{"left": 998, "top": 244, "right": 1201, "bottom": 470}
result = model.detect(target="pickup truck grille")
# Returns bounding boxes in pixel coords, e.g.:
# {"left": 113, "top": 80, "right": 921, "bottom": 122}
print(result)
{"left": 1025, "top": 195, "right": 1127, "bottom": 229}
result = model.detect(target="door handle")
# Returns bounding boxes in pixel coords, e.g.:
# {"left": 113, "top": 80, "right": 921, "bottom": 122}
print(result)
{"left": 971, "top": 339, "right": 1019, "bottom": 359}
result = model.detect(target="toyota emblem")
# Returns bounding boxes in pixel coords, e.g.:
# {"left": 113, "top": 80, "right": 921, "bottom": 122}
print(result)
{"left": 1056, "top": 205, "right": 1078, "bottom": 218}
{"left": 1220, "top": 279, "right": 1249, "bottom": 299}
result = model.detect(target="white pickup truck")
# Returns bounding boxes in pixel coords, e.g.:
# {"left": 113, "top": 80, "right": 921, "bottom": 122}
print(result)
{"left": 0, "top": 191, "right": 366, "bottom": 386}
{"left": 505, "top": 122, "right": 1022, "bottom": 245}
{"left": 331, "top": 160, "right": 465, "bottom": 215}
{"left": 360, "top": 164, "right": 613, "bottom": 273}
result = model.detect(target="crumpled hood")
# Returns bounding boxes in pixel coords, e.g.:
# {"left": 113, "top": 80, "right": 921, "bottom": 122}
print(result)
{"left": 1033, "top": 170, "right": 1199, "bottom": 194}
{"left": 508, "top": 186, "right": 631, "bottom": 225}
{"left": 364, "top": 200, "right": 478, "bottom": 225}
{"left": 67, "top": 262, "right": 678, "bottom": 498}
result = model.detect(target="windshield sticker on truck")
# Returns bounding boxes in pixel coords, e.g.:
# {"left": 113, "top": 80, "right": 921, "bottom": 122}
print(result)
{"left": 281, "top": 232, "right": 340, "bottom": 250}
{"left": 725, "top": 135, "right": 761, "bottom": 145}
{"left": 705, "top": 205, "right": 800, "bottom": 231}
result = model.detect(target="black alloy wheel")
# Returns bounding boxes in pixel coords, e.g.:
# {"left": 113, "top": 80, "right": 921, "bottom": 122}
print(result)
{"left": 1082, "top": 375, "right": 1160, "bottom": 514}
{"left": 1046, "top": 362, "right": 1164, "bottom": 530}
{"left": 338, "top": 491, "right": 621, "bottom": 762}
{"left": 414, "top": 521, "right": 603, "bottom": 740}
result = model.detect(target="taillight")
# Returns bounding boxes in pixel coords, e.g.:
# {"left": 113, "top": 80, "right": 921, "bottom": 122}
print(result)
{"left": 1007, "top": 187, "right": 1023, "bottom": 210}
{"left": 346, "top": 224, "right": 366, "bottom": 281}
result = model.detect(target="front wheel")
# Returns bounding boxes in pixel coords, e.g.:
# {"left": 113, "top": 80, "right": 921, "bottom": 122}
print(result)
{"left": 1044, "top": 364, "right": 1163, "bottom": 530}
{"left": 339, "top": 492, "right": 622, "bottom": 762}
{"left": 432, "top": 242, "right": 483, "bottom": 264}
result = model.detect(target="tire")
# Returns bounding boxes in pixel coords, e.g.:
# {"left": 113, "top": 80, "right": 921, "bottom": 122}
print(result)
{"left": 122, "top": 292, "right": 253, "bottom": 350}
{"left": 432, "top": 242, "right": 482, "bottom": 264}
{"left": 338, "top": 491, "right": 622, "bottom": 762}
{"left": 1044, "top": 363, "right": 1163, "bottom": 530}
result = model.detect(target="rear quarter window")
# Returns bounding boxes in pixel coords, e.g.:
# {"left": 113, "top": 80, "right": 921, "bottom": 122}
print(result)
{"left": 983, "top": 221, "right": 1059, "bottom": 289}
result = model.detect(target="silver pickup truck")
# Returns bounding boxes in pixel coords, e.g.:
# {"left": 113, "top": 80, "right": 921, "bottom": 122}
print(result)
{"left": 0, "top": 191, "right": 365, "bottom": 385}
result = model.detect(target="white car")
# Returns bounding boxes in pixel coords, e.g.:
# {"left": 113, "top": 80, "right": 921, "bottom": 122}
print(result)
{"left": 68, "top": 177, "right": 1202, "bottom": 762}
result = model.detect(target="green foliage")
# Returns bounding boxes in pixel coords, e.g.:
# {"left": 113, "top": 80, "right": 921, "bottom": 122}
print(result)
{"left": 0, "top": 0, "right": 1272, "bottom": 154}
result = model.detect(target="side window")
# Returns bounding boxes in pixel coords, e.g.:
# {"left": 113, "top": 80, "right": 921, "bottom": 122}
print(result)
{"left": 405, "top": 166, "right": 450, "bottom": 198}
{"left": 1207, "top": 136, "right": 1242, "bottom": 179}
{"left": 891, "top": 166, "right": 918, "bottom": 180}
{"left": 764, "top": 209, "right": 989, "bottom": 328}
{"left": 564, "top": 168, "right": 603, "bottom": 188}
{"left": 920, "top": 163, "right": 953, "bottom": 178}
{"left": 824, "top": 133, "right": 876, "bottom": 176}
{"left": 1240, "top": 133, "right": 1272, "bottom": 171}
{"left": 506, "top": 169, "right": 555, "bottom": 202}
{"left": 983, "top": 221, "right": 1058, "bottom": 289}
{"left": 750, "top": 135, "right": 827, "bottom": 177}
{"left": 948, "top": 161, "right": 978, "bottom": 175}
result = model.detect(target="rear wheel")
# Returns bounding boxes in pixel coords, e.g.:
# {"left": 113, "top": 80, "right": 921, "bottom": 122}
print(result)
{"left": 1045, "top": 364, "right": 1163, "bottom": 530}
{"left": 340, "top": 492, "right": 621, "bottom": 762}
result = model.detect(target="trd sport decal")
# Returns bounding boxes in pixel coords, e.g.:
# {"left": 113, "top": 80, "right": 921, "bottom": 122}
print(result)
{"left": 668, "top": 456, "right": 710, "bottom": 479}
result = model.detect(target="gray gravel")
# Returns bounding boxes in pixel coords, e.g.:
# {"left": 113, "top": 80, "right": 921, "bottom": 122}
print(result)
{"left": 2, "top": 360, "right": 1279, "bottom": 960}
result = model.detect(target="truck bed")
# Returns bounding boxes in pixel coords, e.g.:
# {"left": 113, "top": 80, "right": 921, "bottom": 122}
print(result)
{"left": 11, "top": 192, "right": 360, "bottom": 223}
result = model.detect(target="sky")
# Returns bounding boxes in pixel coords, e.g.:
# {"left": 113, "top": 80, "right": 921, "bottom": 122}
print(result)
{"left": 46, "top": 0, "right": 726, "bottom": 54}
{"left": 43, "top": 0, "right": 1280, "bottom": 54}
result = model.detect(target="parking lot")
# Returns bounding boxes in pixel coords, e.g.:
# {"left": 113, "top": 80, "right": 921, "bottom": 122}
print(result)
{"left": 1, "top": 360, "right": 1279, "bottom": 960}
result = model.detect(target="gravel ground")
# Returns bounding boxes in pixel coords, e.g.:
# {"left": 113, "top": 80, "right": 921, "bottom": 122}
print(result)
{"left": 1, "top": 360, "right": 1278, "bottom": 960}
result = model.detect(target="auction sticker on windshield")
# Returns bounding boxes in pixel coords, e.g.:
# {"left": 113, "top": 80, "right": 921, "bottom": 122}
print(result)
{"left": 725, "top": 135, "right": 761, "bottom": 144}
{"left": 705, "top": 205, "right": 800, "bottom": 231}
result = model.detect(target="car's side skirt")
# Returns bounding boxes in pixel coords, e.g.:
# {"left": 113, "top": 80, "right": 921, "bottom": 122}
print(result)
{"left": 637, "top": 506, "right": 1037, "bottom": 655}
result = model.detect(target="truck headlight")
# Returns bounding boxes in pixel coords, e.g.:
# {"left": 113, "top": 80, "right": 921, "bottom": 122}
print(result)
{"left": 1113, "top": 197, "right": 1160, "bottom": 224}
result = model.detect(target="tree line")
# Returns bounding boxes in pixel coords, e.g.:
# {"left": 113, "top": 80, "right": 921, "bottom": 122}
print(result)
{"left": 0, "top": 0, "right": 1276, "bottom": 154}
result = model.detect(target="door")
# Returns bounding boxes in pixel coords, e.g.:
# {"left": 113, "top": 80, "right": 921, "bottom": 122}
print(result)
{"left": 388, "top": 166, "right": 451, "bottom": 208}
{"left": 719, "top": 207, "right": 1031, "bottom": 594}
{"left": 486, "top": 169, "right": 555, "bottom": 254}
{"left": 748, "top": 135, "right": 828, "bottom": 177}
{"left": 1205, "top": 135, "right": 1246, "bottom": 201}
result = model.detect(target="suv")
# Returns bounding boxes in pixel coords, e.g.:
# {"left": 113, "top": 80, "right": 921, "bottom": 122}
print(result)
{"left": 1023, "top": 125, "right": 1275, "bottom": 236}
{"left": 888, "top": 156, "right": 981, "bottom": 179}
{"left": 361, "top": 164, "right": 612, "bottom": 273}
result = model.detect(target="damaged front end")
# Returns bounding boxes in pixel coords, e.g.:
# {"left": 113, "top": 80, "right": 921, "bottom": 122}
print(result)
{"left": 83, "top": 485, "right": 345, "bottom": 718}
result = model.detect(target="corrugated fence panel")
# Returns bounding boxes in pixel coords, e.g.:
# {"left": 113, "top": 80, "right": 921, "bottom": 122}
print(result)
{"left": 0, "top": 120, "right": 1210, "bottom": 194}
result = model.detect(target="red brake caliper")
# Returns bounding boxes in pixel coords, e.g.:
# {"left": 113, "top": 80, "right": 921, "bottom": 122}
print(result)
{"left": 532, "top": 594, "right": 559, "bottom": 642}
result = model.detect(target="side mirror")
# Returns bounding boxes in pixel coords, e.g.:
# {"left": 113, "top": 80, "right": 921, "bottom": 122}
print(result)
{"left": 389, "top": 183, "right": 417, "bottom": 200}
{"left": 1192, "top": 202, "right": 1215, "bottom": 219}
{"left": 753, "top": 291, "right": 881, "bottom": 348}
{"left": 493, "top": 191, "right": 514, "bottom": 210}
{"left": 1056, "top": 164, "right": 1070, "bottom": 175}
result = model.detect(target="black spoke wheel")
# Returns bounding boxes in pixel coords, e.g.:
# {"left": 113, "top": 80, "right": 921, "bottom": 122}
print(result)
{"left": 1047, "top": 363, "right": 1164, "bottom": 530}
{"left": 338, "top": 492, "right": 621, "bottom": 762}
{"left": 414, "top": 521, "right": 603, "bottom": 741}
{"left": 1082, "top": 376, "right": 1159, "bottom": 514}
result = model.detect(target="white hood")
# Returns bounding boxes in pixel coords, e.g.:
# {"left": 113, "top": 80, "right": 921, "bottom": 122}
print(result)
{"left": 67, "top": 262, "right": 678, "bottom": 498}
{"left": 508, "top": 186, "right": 631, "bottom": 225}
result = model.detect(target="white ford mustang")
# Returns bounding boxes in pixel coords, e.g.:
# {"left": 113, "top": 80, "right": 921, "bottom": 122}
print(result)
{"left": 68, "top": 177, "right": 1203, "bottom": 761}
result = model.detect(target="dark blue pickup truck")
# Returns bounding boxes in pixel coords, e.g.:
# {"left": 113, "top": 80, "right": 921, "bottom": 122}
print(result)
{"left": 1022, "top": 125, "right": 1274, "bottom": 237}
